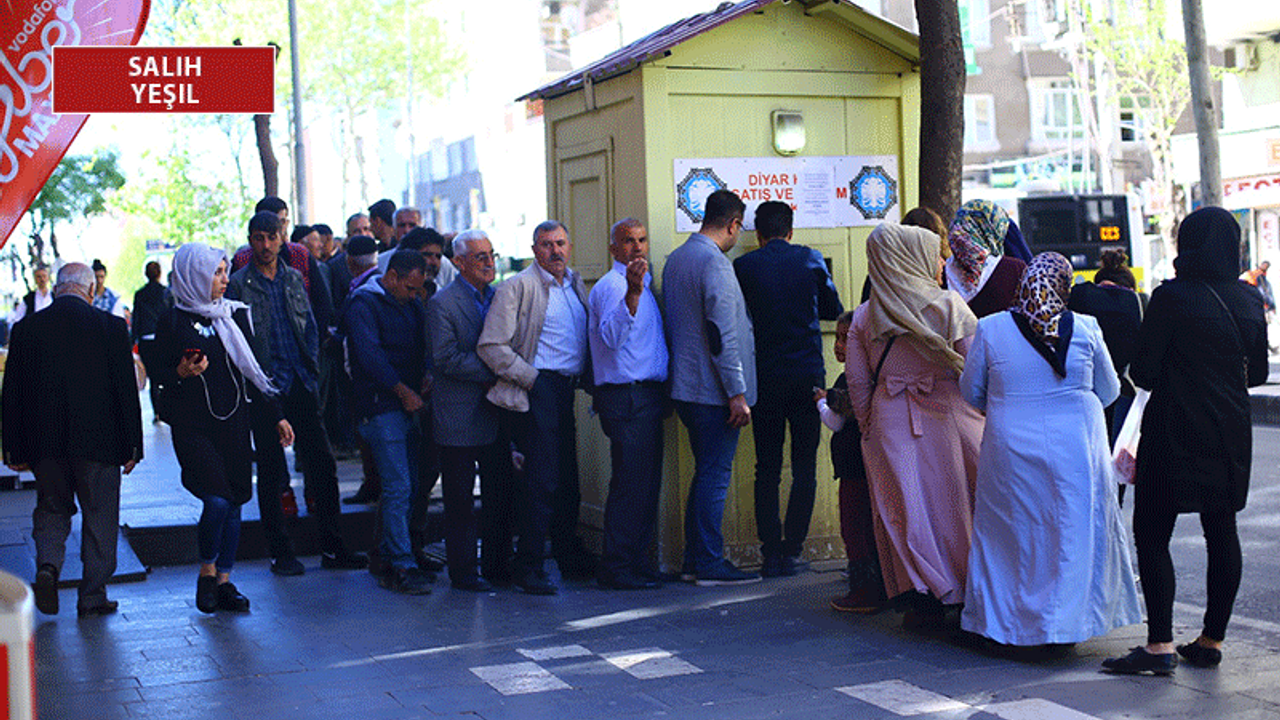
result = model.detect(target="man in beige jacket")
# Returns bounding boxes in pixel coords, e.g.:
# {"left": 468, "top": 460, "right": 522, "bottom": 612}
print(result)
{"left": 477, "top": 220, "right": 593, "bottom": 595}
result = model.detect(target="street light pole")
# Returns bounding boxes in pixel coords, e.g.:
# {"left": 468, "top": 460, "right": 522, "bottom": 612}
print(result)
{"left": 288, "top": 0, "right": 308, "bottom": 222}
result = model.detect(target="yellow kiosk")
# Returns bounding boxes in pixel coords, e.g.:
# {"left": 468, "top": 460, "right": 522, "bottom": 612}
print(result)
{"left": 519, "top": 0, "right": 922, "bottom": 571}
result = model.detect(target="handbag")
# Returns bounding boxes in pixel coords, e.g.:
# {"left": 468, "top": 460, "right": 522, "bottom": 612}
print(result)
{"left": 1111, "top": 389, "right": 1150, "bottom": 484}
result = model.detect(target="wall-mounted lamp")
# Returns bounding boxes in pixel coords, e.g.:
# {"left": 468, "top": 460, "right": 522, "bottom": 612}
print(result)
{"left": 771, "top": 110, "right": 805, "bottom": 156}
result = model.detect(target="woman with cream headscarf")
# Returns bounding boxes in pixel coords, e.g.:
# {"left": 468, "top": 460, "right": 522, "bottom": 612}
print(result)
{"left": 846, "top": 223, "right": 984, "bottom": 627}
{"left": 153, "top": 243, "right": 294, "bottom": 614}
{"left": 946, "top": 200, "right": 1029, "bottom": 317}
{"left": 960, "top": 252, "right": 1142, "bottom": 648}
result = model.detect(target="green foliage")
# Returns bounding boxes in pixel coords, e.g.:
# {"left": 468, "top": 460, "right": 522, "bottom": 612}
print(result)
{"left": 1081, "top": 0, "right": 1190, "bottom": 246}
{"left": 113, "top": 147, "right": 243, "bottom": 252}
{"left": 27, "top": 152, "right": 126, "bottom": 239}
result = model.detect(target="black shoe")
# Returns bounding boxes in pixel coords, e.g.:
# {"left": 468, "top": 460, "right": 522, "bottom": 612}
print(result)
{"left": 34, "top": 564, "right": 58, "bottom": 615}
{"left": 1102, "top": 647, "right": 1177, "bottom": 676}
{"left": 76, "top": 600, "right": 118, "bottom": 617}
{"left": 555, "top": 549, "right": 597, "bottom": 579}
{"left": 270, "top": 556, "right": 305, "bottom": 576}
{"left": 380, "top": 567, "right": 432, "bottom": 595}
{"left": 599, "top": 570, "right": 661, "bottom": 590}
{"left": 196, "top": 575, "right": 218, "bottom": 614}
{"left": 414, "top": 548, "right": 445, "bottom": 573}
{"left": 1177, "top": 642, "right": 1223, "bottom": 668}
{"left": 761, "top": 554, "right": 797, "bottom": 578}
{"left": 516, "top": 570, "right": 557, "bottom": 596}
{"left": 695, "top": 560, "right": 761, "bottom": 587}
{"left": 343, "top": 482, "right": 379, "bottom": 505}
{"left": 451, "top": 576, "right": 493, "bottom": 592}
{"left": 215, "top": 582, "right": 250, "bottom": 612}
{"left": 484, "top": 569, "right": 514, "bottom": 588}
{"left": 320, "top": 549, "right": 368, "bottom": 570}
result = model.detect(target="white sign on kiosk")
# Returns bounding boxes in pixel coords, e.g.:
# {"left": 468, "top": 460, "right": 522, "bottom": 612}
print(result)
{"left": 673, "top": 156, "right": 900, "bottom": 232}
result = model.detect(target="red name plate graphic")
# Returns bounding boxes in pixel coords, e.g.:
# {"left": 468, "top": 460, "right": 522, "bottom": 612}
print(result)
{"left": 0, "top": 0, "right": 151, "bottom": 250}
{"left": 52, "top": 46, "right": 274, "bottom": 113}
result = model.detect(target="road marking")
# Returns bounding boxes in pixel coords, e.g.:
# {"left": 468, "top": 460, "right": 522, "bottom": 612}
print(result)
{"left": 839, "top": 681, "right": 1103, "bottom": 720}
{"left": 470, "top": 661, "right": 571, "bottom": 695}
{"left": 982, "top": 698, "right": 1102, "bottom": 720}
{"left": 517, "top": 645, "right": 593, "bottom": 661}
{"left": 602, "top": 648, "right": 703, "bottom": 680}
{"left": 836, "top": 679, "right": 969, "bottom": 716}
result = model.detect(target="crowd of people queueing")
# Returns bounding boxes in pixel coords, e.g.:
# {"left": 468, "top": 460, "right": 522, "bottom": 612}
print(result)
{"left": 1, "top": 190, "right": 1267, "bottom": 681}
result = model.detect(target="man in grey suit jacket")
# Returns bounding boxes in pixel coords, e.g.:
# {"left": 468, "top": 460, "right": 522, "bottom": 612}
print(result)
{"left": 663, "top": 189, "right": 760, "bottom": 586}
{"left": 427, "top": 230, "right": 512, "bottom": 591}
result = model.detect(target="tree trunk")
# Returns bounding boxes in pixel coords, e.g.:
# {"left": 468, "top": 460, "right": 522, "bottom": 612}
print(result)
{"left": 915, "top": 0, "right": 967, "bottom": 223}
{"left": 255, "top": 114, "right": 279, "bottom": 199}
{"left": 1181, "top": 0, "right": 1221, "bottom": 207}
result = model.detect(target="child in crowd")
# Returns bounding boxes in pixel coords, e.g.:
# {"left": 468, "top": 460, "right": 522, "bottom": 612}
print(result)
{"left": 816, "top": 310, "right": 883, "bottom": 613}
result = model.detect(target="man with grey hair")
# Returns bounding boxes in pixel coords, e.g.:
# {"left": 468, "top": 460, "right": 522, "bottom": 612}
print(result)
{"left": 2, "top": 262, "right": 143, "bottom": 616}
{"left": 589, "top": 218, "right": 668, "bottom": 590}
{"left": 394, "top": 207, "right": 423, "bottom": 242}
{"left": 478, "top": 220, "right": 593, "bottom": 594}
{"left": 428, "top": 229, "right": 514, "bottom": 589}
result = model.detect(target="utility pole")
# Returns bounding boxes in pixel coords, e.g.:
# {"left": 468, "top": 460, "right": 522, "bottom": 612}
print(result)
{"left": 288, "top": 0, "right": 309, "bottom": 222}
{"left": 1181, "top": 0, "right": 1222, "bottom": 207}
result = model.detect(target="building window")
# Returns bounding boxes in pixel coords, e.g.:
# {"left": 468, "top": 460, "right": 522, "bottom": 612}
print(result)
{"left": 1119, "top": 96, "right": 1149, "bottom": 143}
{"left": 1030, "top": 80, "right": 1084, "bottom": 143}
{"left": 964, "top": 94, "right": 997, "bottom": 150}
{"left": 959, "top": 0, "right": 991, "bottom": 49}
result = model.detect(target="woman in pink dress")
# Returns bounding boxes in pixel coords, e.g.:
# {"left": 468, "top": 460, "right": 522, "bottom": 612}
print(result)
{"left": 847, "top": 222, "right": 985, "bottom": 626}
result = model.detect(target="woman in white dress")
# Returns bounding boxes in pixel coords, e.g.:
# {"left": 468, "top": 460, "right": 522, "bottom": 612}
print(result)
{"left": 959, "top": 252, "right": 1142, "bottom": 646}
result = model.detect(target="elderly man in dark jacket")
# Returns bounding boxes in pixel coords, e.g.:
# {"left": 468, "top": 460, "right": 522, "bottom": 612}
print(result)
{"left": 2, "top": 263, "right": 143, "bottom": 616}
{"left": 346, "top": 250, "right": 434, "bottom": 595}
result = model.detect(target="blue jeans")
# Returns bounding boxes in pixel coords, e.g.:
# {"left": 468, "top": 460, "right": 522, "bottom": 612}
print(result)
{"left": 675, "top": 401, "right": 741, "bottom": 574}
{"left": 358, "top": 410, "right": 419, "bottom": 571}
{"left": 197, "top": 495, "right": 242, "bottom": 573}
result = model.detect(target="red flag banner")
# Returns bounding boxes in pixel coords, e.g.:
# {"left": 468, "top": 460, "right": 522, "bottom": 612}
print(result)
{"left": 0, "top": 0, "right": 151, "bottom": 250}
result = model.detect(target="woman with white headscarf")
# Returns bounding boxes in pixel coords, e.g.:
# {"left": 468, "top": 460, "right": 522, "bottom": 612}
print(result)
{"left": 960, "top": 252, "right": 1142, "bottom": 648}
{"left": 846, "top": 222, "right": 984, "bottom": 628}
{"left": 153, "top": 243, "right": 294, "bottom": 614}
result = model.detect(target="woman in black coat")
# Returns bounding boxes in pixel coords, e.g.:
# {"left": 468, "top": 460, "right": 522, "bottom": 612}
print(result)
{"left": 1103, "top": 207, "right": 1269, "bottom": 674}
{"left": 153, "top": 243, "right": 293, "bottom": 614}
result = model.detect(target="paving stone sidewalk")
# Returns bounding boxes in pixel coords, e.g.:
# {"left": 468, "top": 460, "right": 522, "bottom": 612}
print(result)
{"left": 36, "top": 560, "right": 1280, "bottom": 720}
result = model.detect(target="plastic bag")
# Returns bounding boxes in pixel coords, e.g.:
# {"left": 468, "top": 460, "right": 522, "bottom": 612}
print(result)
{"left": 1111, "top": 389, "right": 1150, "bottom": 484}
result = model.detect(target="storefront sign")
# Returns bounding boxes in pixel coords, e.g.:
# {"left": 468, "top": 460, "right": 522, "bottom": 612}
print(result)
{"left": 1224, "top": 172, "right": 1280, "bottom": 199}
{"left": 1268, "top": 138, "right": 1280, "bottom": 167}
{"left": 673, "top": 156, "right": 899, "bottom": 232}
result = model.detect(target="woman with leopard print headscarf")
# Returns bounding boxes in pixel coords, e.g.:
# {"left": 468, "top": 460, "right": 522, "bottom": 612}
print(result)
{"left": 959, "top": 252, "right": 1142, "bottom": 648}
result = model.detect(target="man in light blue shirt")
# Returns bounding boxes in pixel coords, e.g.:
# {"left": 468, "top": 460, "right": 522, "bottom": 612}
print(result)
{"left": 588, "top": 218, "right": 668, "bottom": 590}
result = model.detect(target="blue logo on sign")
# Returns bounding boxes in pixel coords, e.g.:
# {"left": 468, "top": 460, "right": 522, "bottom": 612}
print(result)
{"left": 849, "top": 166, "right": 898, "bottom": 220}
{"left": 677, "top": 167, "right": 728, "bottom": 224}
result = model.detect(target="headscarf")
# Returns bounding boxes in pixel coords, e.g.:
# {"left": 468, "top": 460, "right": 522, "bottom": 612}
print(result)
{"left": 865, "top": 223, "right": 978, "bottom": 374}
{"left": 948, "top": 200, "right": 1031, "bottom": 290}
{"left": 171, "top": 243, "right": 277, "bottom": 395}
{"left": 1010, "top": 252, "right": 1075, "bottom": 377}
{"left": 1174, "top": 206, "right": 1241, "bottom": 282}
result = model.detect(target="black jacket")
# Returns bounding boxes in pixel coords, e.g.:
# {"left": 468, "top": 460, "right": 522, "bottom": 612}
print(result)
{"left": 1131, "top": 278, "right": 1268, "bottom": 513}
{"left": 2, "top": 295, "right": 143, "bottom": 467}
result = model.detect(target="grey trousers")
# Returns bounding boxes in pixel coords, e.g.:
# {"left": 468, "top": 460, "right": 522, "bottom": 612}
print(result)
{"left": 32, "top": 458, "right": 120, "bottom": 608}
